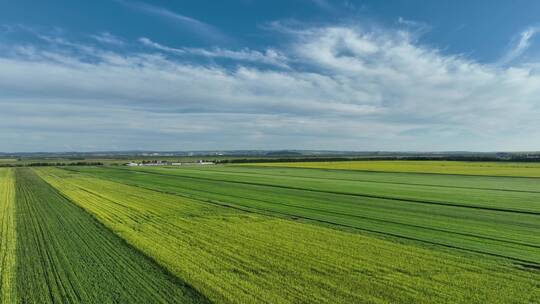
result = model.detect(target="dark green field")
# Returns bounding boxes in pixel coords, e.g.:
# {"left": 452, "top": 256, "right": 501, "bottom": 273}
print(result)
{"left": 2, "top": 162, "right": 540, "bottom": 303}
{"left": 11, "top": 169, "right": 207, "bottom": 303}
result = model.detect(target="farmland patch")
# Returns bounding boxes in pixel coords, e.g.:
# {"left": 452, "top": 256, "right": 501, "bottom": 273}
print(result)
{"left": 14, "top": 168, "right": 207, "bottom": 303}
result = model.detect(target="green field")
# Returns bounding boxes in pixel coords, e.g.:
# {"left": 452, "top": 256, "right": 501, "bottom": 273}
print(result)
{"left": 67, "top": 165, "right": 540, "bottom": 264}
{"left": 10, "top": 168, "right": 207, "bottom": 303}
{"left": 248, "top": 160, "right": 540, "bottom": 177}
{"left": 0, "top": 169, "right": 16, "bottom": 304}
{"left": 36, "top": 167, "right": 540, "bottom": 303}
{"left": 1, "top": 162, "right": 540, "bottom": 303}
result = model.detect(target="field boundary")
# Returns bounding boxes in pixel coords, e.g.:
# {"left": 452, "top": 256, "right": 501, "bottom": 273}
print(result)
{"left": 0, "top": 169, "right": 16, "bottom": 304}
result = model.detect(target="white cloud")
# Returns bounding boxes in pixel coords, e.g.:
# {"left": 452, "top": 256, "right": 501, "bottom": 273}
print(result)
{"left": 2, "top": 25, "right": 540, "bottom": 151}
{"left": 139, "top": 37, "right": 288, "bottom": 67}
{"left": 90, "top": 32, "right": 125, "bottom": 46}
{"left": 396, "top": 17, "right": 430, "bottom": 36}
{"left": 118, "top": 0, "right": 227, "bottom": 42}
{"left": 138, "top": 37, "right": 185, "bottom": 54}
{"left": 500, "top": 26, "right": 540, "bottom": 65}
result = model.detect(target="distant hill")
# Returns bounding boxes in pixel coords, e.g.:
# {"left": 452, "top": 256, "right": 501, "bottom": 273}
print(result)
{"left": 264, "top": 151, "right": 303, "bottom": 156}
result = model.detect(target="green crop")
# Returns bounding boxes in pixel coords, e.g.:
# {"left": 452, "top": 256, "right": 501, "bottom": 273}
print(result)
{"left": 14, "top": 168, "right": 207, "bottom": 303}
{"left": 0, "top": 169, "right": 16, "bottom": 304}
{"left": 37, "top": 167, "right": 540, "bottom": 304}
{"left": 68, "top": 165, "right": 540, "bottom": 264}
{"left": 247, "top": 160, "right": 540, "bottom": 177}
{"left": 126, "top": 165, "right": 540, "bottom": 213}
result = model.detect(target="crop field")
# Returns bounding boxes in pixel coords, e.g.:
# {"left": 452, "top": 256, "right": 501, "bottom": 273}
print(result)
{"left": 1, "top": 162, "right": 540, "bottom": 303}
{"left": 0, "top": 169, "right": 16, "bottom": 303}
{"left": 248, "top": 160, "right": 540, "bottom": 177}
{"left": 7, "top": 168, "right": 208, "bottom": 303}
{"left": 67, "top": 165, "right": 540, "bottom": 264}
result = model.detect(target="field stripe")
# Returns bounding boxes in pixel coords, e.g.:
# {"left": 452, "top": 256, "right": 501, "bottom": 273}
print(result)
{"left": 0, "top": 169, "right": 16, "bottom": 304}
{"left": 245, "top": 161, "right": 540, "bottom": 178}
{"left": 183, "top": 166, "right": 540, "bottom": 194}
{"left": 14, "top": 168, "right": 209, "bottom": 303}
{"left": 169, "top": 186, "right": 540, "bottom": 248}
{"left": 250, "top": 165, "right": 540, "bottom": 178}
{"left": 105, "top": 166, "right": 540, "bottom": 215}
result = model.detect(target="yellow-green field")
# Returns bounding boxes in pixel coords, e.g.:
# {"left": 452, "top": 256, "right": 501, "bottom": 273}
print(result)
{"left": 35, "top": 167, "right": 540, "bottom": 303}
{"left": 0, "top": 169, "right": 16, "bottom": 304}
{"left": 1, "top": 162, "right": 540, "bottom": 303}
{"left": 245, "top": 160, "right": 540, "bottom": 177}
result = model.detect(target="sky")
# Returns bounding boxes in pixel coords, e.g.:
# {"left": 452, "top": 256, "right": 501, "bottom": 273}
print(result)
{"left": 2, "top": 1, "right": 540, "bottom": 152}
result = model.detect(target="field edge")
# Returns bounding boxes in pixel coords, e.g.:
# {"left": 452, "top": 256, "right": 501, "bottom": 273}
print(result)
{"left": 0, "top": 168, "right": 16, "bottom": 304}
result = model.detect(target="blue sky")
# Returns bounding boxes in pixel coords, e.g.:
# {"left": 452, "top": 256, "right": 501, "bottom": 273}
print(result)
{"left": 1, "top": 0, "right": 540, "bottom": 152}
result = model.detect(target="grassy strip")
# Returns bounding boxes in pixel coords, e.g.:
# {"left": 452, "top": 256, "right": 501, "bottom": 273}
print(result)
{"left": 70, "top": 166, "right": 540, "bottom": 264}
{"left": 245, "top": 160, "right": 540, "bottom": 177}
{"left": 0, "top": 169, "right": 16, "bottom": 303}
{"left": 37, "top": 167, "right": 540, "bottom": 304}
{"left": 14, "top": 168, "right": 208, "bottom": 303}
{"left": 167, "top": 165, "right": 540, "bottom": 193}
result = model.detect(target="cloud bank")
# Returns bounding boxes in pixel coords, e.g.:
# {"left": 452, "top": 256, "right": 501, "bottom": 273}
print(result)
{"left": 2, "top": 24, "right": 540, "bottom": 152}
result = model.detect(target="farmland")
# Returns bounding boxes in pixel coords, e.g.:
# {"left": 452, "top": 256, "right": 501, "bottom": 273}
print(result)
{"left": 11, "top": 168, "right": 207, "bottom": 303}
{"left": 1, "top": 161, "right": 540, "bottom": 303}
{"left": 249, "top": 160, "right": 540, "bottom": 177}
{"left": 0, "top": 169, "right": 16, "bottom": 303}
{"left": 68, "top": 165, "right": 540, "bottom": 264}
{"left": 36, "top": 167, "right": 540, "bottom": 303}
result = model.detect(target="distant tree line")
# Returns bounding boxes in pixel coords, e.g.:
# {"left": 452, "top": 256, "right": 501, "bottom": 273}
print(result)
{"left": 0, "top": 162, "right": 104, "bottom": 168}
{"left": 216, "top": 155, "right": 540, "bottom": 164}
